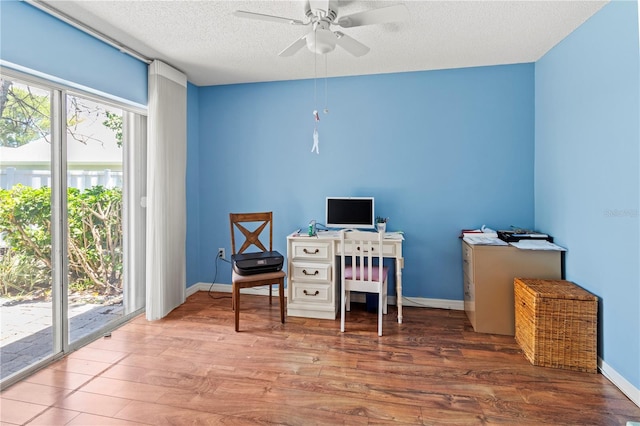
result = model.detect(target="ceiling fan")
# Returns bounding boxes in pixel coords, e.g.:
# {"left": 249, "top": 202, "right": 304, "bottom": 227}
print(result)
{"left": 233, "top": 0, "right": 409, "bottom": 57}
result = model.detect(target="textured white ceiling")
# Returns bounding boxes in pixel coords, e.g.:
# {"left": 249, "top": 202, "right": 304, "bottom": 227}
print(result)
{"left": 39, "top": 0, "right": 608, "bottom": 87}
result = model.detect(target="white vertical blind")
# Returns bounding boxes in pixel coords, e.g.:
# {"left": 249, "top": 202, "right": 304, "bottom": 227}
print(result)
{"left": 145, "top": 60, "right": 187, "bottom": 320}
{"left": 123, "top": 113, "right": 147, "bottom": 315}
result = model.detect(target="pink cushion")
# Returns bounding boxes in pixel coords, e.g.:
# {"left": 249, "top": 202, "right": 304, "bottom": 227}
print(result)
{"left": 344, "top": 266, "right": 388, "bottom": 282}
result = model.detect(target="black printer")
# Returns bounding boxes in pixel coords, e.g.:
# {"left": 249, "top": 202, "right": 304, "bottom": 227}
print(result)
{"left": 497, "top": 230, "right": 554, "bottom": 243}
{"left": 232, "top": 251, "right": 284, "bottom": 276}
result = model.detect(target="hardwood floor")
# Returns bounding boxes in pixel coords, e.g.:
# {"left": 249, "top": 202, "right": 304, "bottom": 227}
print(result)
{"left": 1, "top": 291, "right": 639, "bottom": 425}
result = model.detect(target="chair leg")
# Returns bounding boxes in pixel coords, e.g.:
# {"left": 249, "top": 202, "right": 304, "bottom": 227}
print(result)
{"left": 346, "top": 291, "right": 351, "bottom": 312}
{"left": 383, "top": 280, "right": 388, "bottom": 315}
{"left": 279, "top": 281, "right": 285, "bottom": 324}
{"left": 378, "top": 290, "right": 383, "bottom": 336}
{"left": 231, "top": 283, "right": 236, "bottom": 311}
{"left": 340, "top": 285, "right": 346, "bottom": 333}
{"left": 269, "top": 284, "right": 273, "bottom": 305}
{"left": 234, "top": 284, "right": 240, "bottom": 332}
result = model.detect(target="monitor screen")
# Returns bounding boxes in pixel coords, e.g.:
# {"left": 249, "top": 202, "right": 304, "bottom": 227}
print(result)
{"left": 326, "top": 197, "right": 375, "bottom": 229}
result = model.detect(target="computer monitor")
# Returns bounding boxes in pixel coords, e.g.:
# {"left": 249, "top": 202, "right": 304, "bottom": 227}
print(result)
{"left": 325, "top": 197, "right": 375, "bottom": 229}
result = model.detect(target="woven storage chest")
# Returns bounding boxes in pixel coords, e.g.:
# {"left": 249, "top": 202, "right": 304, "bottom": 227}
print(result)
{"left": 514, "top": 278, "right": 598, "bottom": 373}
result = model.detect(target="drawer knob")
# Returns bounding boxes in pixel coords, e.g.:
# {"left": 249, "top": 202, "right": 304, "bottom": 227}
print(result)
{"left": 303, "top": 248, "right": 320, "bottom": 255}
{"left": 303, "top": 290, "right": 320, "bottom": 296}
{"left": 302, "top": 269, "right": 319, "bottom": 276}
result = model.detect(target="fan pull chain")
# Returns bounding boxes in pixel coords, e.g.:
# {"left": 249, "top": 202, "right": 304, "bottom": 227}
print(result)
{"left": 311, "top": 27, "right": 320, "bottom": 155}
{"left": 314, "top": 32, "right": 318, "bottom": 113}
{"left": 324, "top": 53, "right": 329, "bottom": 115}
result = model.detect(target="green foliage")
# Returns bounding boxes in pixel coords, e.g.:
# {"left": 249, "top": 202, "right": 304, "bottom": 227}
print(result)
{"left": 0, "top": 185, "right": 123, "bottom": 298}
{"left": 68, "top": 278, "right": 94, "bottom": 293}
{"left": 0, "top": 186, "right": 52, "bottom": 265}
{"left": 102, "top": 111, "right": 123, "bottom": 147}
{"left": 67, "top": 185, "right": 123, "bottom": 294}
{"left": 0, "top": 248, "right": 50, "bottom": 297}
{"left": 0, "top": 82, "right": 51, "bottom": 147}
{"left": 1, "top": 79, "right": 123, "bottom": 148}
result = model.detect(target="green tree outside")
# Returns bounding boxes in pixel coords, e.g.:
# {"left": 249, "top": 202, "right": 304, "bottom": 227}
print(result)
{"left": 0, "top": 185, "right": 123, "bottom": 298}
{"left": 0, "top": 79, "right": 51, "bottom": 147}
{"left": 1, "top": 78, "right": 124, "bottom": 300}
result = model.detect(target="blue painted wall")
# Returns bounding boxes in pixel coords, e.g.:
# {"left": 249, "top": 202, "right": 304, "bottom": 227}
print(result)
{"left": 194, "top": 64, "right": 536, "bottom": 301}
{"left": 0, "top": 0, "right": 147, "bottom": 106}
{"left": 535, "top": 0, "right": 639, "bottom": 390}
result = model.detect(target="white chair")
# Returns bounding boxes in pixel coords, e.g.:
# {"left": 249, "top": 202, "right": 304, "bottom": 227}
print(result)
{"left": 340, "top": 230, "right": 389, "bottom": 336}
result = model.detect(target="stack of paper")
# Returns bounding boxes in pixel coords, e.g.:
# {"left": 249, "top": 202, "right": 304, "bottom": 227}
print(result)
{"left": 463, "top": 235, "right": 508, "bottom": 245}
{"left": 461, "top": 227, "right": 498, "bottom": 238}
{"left": 461, "top": 225, "right": 503, "bottom": 245}
{"left": 509, "top": 240, "right": 566, "bottom": 251}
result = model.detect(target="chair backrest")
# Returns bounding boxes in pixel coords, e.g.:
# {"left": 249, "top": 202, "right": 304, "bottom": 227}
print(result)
{"left": 229, "top": 212, "right": 273, "bottom": 255}
{"left": 340, "top": 230, "right": 385, "bottom": 284}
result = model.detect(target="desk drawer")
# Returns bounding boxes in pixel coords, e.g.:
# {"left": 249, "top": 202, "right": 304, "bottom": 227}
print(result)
{"left": 341, "top": 242, "right": 396, "bottom": 257}
{"left": 291, "top": 262, "right": 331, "bottom": 282}
{"left": 291, "top": 241, "right": 332, "bottom": 261}
{"left": 291, "top": 281, "right": 332, "bottom": 304}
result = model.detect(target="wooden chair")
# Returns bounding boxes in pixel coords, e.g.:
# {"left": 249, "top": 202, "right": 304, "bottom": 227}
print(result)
{"left": 340, "top": 230, "right": 389, "bottom": 336}
{"left": 229, "top": 212, "right": 286, "bottom": 332}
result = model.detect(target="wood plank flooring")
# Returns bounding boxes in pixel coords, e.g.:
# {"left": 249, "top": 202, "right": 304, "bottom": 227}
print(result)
{"left": 1, "top": 291, "right": 639, "bottom": 425}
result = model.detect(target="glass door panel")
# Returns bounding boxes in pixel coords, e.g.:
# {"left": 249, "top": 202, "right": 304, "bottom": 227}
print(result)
{"left": 0, "top": 79, "right": 55, "bottom": 380}
{"left": 65, "top": 94, "right": 124, "bottom": 346}
{"left": 0, "top": 73, "right": 145, "bottom": 388}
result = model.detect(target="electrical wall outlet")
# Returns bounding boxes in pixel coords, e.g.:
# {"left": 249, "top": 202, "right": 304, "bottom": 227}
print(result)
{"left": 217, "top": 248, "right": 225, "bottom": 259}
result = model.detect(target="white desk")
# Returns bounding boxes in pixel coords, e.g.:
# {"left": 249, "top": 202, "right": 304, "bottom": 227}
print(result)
{"left": 286, "top": 231, "right": 405, "bottom": 323}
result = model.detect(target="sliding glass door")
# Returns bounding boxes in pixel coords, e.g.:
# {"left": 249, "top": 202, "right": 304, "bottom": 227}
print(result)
{"left": 0, "top": 79, "right": 55, "bottom": 378}
{"left": 0, "top": 72, "right": 146, "bottom": 386}
{"left": 65, "top": 93, "right": 126, "bottom": 346}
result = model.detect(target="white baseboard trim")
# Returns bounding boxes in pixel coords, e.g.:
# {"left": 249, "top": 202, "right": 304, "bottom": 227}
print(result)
{"left": 599, "top": 358, "right": 640, "bottom": 408}
{"left": 187, "top": 282, "right": 464, "bottom": 311}
{"left": 187, "top": 282, "right": 272, "bottom": 297}
{"left": 400, "top": 296, "right": 464, "bottom": 311}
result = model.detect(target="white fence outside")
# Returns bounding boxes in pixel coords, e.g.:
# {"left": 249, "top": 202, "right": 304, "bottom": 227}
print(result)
{"left": 0, "top": 168, "right": 123, "bottom": 191}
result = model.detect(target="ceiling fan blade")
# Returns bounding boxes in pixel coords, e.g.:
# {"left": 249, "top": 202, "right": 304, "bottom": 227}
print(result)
{"left": 336, "top": 4, "right": 409, "bottom": 28}
{"left": 233, "top": 10, "right": 305, "bottom": 26}
{"left": 278, "top": 35, "right": 308, "bottom": 57}
{"left": 334, "top": 32, "right": 370, "bottom": 57}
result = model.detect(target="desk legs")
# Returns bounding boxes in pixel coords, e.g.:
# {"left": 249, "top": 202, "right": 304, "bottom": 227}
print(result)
{"left": 395, "top": 257, "right": 403, "bottom": 324}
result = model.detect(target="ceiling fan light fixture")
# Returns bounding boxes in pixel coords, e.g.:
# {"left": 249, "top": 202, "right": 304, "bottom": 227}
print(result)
{"left": 236, "top": 1, "right": 410, "bottom": 57}
{"left": 306, "top": 28, "right": 336, "bottom": 54}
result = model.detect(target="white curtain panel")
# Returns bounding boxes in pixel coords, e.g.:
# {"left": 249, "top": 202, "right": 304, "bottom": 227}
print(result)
{"left": 145, "top": 60, "right": 187, "bottom": 320}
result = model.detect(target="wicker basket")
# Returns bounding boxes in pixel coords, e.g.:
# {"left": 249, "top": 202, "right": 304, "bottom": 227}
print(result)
{"left": 514, "top": 278, "right": 598, "bottom": 373}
